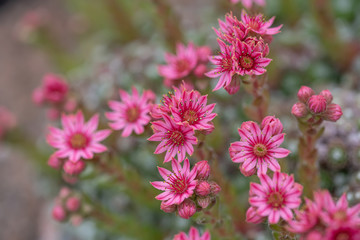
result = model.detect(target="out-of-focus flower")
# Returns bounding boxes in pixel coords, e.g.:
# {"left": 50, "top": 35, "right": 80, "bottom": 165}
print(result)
{"left": 47, "top": 110, "right": 111, "bottom": 162}
{"left": 230, "top": 0, "right": 266, "bottom": 9}
{"left": 287, "top": 190, "right": 360, "bottom": 239}
{"left": 229, "top": 119, "right": 290, "bottom": 176}
{"left": 148, "top": 114, "right": 197, "bottom": 163}
{"left": 158, "top": 42, "right": 211, "bottom": 88}
{"left": 106, "top": 87, "right": 152, "bottom": 137}
{"left": 173, "top": 226, "right": 211, "bottom": 240}
{"left": 151, "top": 158, "right": 197, "bottom": 206}
{"left": 52, "top": 188, "right": 84, "bottom": 225}
{"left": 33, "top": 74, "right": 69, "bottom": 104}
{"left": 63, "top": 160, "right": 86, "bottom": 175}
{"left": 247, "top": 172, "right": 303, "bottom": 224}
{"left": 0, "top": 107, "right": 16, "bottom": 139}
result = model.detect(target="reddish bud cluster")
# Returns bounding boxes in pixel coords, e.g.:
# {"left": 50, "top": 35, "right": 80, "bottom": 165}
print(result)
{"left": 52, "top": 187, "right": 87, "bottom": 226}
{"left": 292, "top": 86, "right": 343, "bottom": 123}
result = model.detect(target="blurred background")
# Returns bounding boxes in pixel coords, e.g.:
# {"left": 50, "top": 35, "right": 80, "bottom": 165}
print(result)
{"left": 1, "top": 0, "right": 360, "bottom": 239}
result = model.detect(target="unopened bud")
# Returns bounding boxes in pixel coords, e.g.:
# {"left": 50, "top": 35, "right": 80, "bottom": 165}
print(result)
{"left": 63, "top": 160, "right": 86, "bottom": 175}
{"left": 308, "top": 95, "right": 327, "bottom": 114}
{"left": 291, "top": 102, "right": 308, "bottom": 118}
{"left": 160, "top": 201, "right": 177, "bottom": 213}
{"left": 319, "top": 89, "right": 333, "bottom": 104}
{"left": 52, "top": 205, "right": 66, "bottom": 221}
{"left": 195, "top": 160, "right": 211, "bottom": 180}
{"left": 178, "top": 199, "right": 196, "bottom": 219}
{"left": 47, "top": 154, "right": 62, "bottom": 169}
{"left": 197, "top": 196, "right": 211, "bottom": 209}
{"left": 261, "top": 116, "right": 283, "bottom": 135}
{"left": 209, "top": 181, "right": 221, "bottom": 195}
{"left": 195, "top": 181, "right": 211, "bottom": 196}
{"left": 297, "top": 86, "right": 314, "bottom": 103}
{"left": 66, "top": 197, "right": 81, "bottom": 212}
{"left": 323, "top": 103, "right": 342, "bottom": 122}
{"left": 224, "top": 75, "right": 240, "bottom": 95}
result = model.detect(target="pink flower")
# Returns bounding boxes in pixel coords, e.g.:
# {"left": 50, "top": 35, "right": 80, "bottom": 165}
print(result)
{"left": 158, "top": 42, "right": 198, "bottom": 81}
{"left": 241, "top": 11, "right": 282, "bottom": 36}
{"left": 148, "top": 114, "right": 197, "bottom": 163}
{"left": 287, "top": 190, "right": 360, "bottom": 239}
{"left": 47, "top": 110, "right": 111, "bottom": 162}
{"left": 247, "top": 172, "right": 303, "bottom": 224}
{"left": 231, "top": 0, "right": 266, "bottom": 9}
{"left": 234, "top": 39, "right": 272, "bottom": 76}
{"left": 173, "top": 227, "right": 211, "bottom": 240}
{"left": 106, "top": 87, "right": 152, "bottom": 137}
{"left": 40, "top": 73, "right": 69, "bottom": 104}
{"left": 205, "top": 39, "right": 236, "bottom": 91}
{"left": 171, "top": 89, "right": 217, "bottom": 131}
{"left": 66, "top": 197, "right": 81, "bottom": 212}
{"left": 229, "top": 120, "right": 290, "bottom": 176}
{"left": 151, "top": 158, "right": 197, "bottom": 205}
{"left": 63, "top": 160, "right": 86, "bottom": 175}
{"left": 324, "top": 226, "right": 360, "bottom": 240}
{"left": 194, "top": 160, "right": 211, "bottom": 180}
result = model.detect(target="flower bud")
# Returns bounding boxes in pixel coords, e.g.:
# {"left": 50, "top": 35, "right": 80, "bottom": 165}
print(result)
{"left": 197, "top": 196, "right": 211, "bottom": 209}
{"left": 177, "top": 199, "right": 196, "bottom": 219}
{"left": 323, "top": 103, "right": 342, "bottom": 122}
{"left": 63, "top": 160, "right": 86, "bottom": 175}
{"left": 195, "top": 181, "right": 211, "bottom": 196}
{"left": 246, "top": 207, "right": 263, "bottom": 224}
{"left": 59, "top": 187, "right": 71, "bottom": 198}
{"left": 224, "top": 75, "right": 240, "bottom": 95}
{"left": 66, "top": 197, "right": 81, "bottom": 212}
{"left": 291, "top": 102, "right": 308, "bottom": 118}
{"left": 297, "top": 86, "right": 314, "bottom": 103}
{"left": 195, "top": 160, "right": 211, "bottom": 180}
{"left": 240, "top": 164, "right": 256, "bottom": 177}
{"left": 319, "top": 89, "right": 333, "bottom": 104}
{"left": 209, "top": 181, "right": 221, "bottom": 195}
{"left": 70, "top": 214, "right": 83, "bottom": 226}
{"left": 47, "top": 154, "right": 62, "bottom": 169}
{"left": 52, "top": 205, "right": 66, "bottom": 221}
{"left": 308, "top": 95, "right": 327, "bottom": 114}
{"left": 261, "top": 116, "right": 283, "bottom": 135}
{"left": 160, "top": 201, "right": 177, "bottom": 213}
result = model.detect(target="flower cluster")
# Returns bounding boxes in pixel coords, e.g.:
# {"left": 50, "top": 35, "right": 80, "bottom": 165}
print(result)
{"left": 287, "top": 190, "right": 360, "bottom": 239}
{"left": 52, "top": 187, "right": 89, "bottom": 226}
{"left": 151, "top": 159, "right": 220, "bottom": 219}
{"left": 32, "top": 73, "right": 77, "bottom": 120}
{"left": 106, "top": 87, "right": 154, "bottom": 137}
{"left": 246, "top": 172, "right": 303, "bottom": 224}
{"left": 47, "top": 111, "right": 111, "bottom": 183}
{"left": 292, "top": 86, "right": 343, "bottom": 123}
{"left": 173, "top": 227, "right": 211, "bottom": 240}
{"left": 206, "top": 11, "right": 281, "bottom": 94}
{"left": 148, "top": 85, "right": 216, "bottom": 163}
{"left": 229, "top": 116, "right": 290, "bottom": 176}
{"left": 158, "top": 42, "right": 211, "bottom": 88}
{"left": 0, "top": 106, "right": 16, "bottom": 140}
